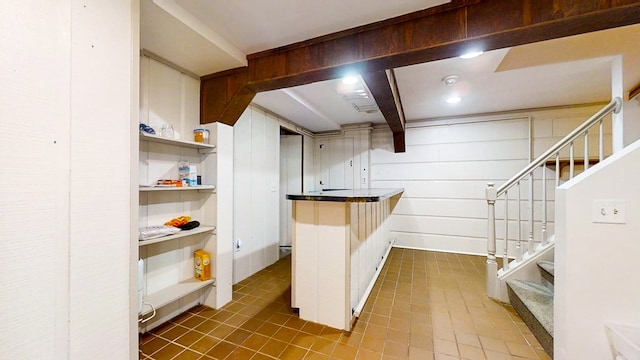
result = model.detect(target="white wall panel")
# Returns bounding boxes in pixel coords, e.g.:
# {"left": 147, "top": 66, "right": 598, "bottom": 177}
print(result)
{"left": 302, "top": 135, "right": 316, "bottom": 192}
{"left": 233, "top": 109, "right": 253, "bottom": 282}
{"left": 233, "top": 106, "right": 283, "bottom": 284}
{"left": 68, "top": 1, "right": 135, "bottom": 358}
{"left": 264, "top": 114, "right": 280, "bottom": 265}
{"left": 280, "top": 135, "right": 303, "bottom": 247}
{"left": 372, "top": 159, "right": 528, "bottom": 181}
{"left": 148, "top": 59, "right": 182, "bottom": 131}
{"left": 183, "top": 76, "right": 201, "bottom": 135}
{"left": 1, "top": 2, "right": 71, "bottom": 358}
{"left": 370, "top": 180, "right": 490, "bottom": 199}
{"left": 405, "top": 118, "right": 529, "bottom": 146}
{"left": 555, "top": 139, "right": 640, "bottom": 360}
{"left": 250, "top": 109, "right": 268, "bottom": 274}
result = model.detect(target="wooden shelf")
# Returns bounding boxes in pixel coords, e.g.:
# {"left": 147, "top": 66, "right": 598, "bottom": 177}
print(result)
{"left": 139, "top": 185, "right": 216, "bottom": 192}
{"left": 138, "top": 225, "right": 216, "bottom": 246}
{"left": 140, "top": 132, "right": 216, "bottom": 150}
{"left": 141, "top": 278, "right": 215, "bottom": 317}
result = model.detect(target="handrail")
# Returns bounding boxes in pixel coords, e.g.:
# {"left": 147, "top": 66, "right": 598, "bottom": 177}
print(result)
{"left": 496, "top": 97, "right": 621, "bottom": 196}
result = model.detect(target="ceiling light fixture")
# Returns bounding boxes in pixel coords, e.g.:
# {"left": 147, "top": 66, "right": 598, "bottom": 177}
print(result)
{"left": 342, "top": 75, "right": 359, "bottom": 85}
{"left": 442, "top": 75, "right": 459, "bottom": 86}
{"left": 446, "top": 96, "right": 462, "bottom": 104}
{"left": 460, "top": 51, "right": 484, "bottom": 59}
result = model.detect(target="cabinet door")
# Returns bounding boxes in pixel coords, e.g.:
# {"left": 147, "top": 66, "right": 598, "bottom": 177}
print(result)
{"left": 318, "top": 137, "right": 355, "bottom": 190}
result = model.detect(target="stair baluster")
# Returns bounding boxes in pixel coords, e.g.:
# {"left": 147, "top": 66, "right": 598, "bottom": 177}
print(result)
{"left": 584, "top": 131, "right": 590, "bottom": 171}
{"left": 516, "top": 181, "right": 523, "bottom": 261}
{"left": 541, "top": 165, "right": 548, "bottom": 246}
{"left": 503, "top": 191, "right": 509, "bottom": 271}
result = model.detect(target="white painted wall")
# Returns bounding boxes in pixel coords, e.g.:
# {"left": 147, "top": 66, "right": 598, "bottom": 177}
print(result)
{"left": 280, "top": 135, "right": 303, "bottom": 247}
{"left": 233, "top": 106, "right": 280, "bottom": 283}
{"left": 555, "top": 139, "right": 640, "bottom": 360}
{"left": 233, "top": 106, "right": 315, "bottom": 283}
{"left": 0, "top": 1, "right": 137, "bottom": 359}
{"left": 370, "top": 105, "right": 610, "bottom": 255}
{"left": 624, "top": 97, "right": 640, "bottom": 146}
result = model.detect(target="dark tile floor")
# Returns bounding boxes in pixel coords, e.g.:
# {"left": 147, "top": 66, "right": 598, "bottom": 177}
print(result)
{"left": 139, "top": 248, "right": 550, "bottom": 359}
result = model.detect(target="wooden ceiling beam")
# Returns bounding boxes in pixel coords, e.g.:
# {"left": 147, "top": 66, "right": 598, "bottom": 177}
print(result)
{"left": 201, "top": 0, "right": 640, "bottom": 150}
{"left": 362, "top": 69, "right": 406, "bottom": 152}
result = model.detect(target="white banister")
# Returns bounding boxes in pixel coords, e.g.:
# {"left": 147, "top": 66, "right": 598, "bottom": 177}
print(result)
{"left": 486, "top": 98, "right": 621, "bottom": 300}
{"left": 494, "top": 97, "right": 620, "bottom": 197}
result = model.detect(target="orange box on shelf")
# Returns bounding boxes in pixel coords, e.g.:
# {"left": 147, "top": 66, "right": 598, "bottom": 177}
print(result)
{"left": 194, "top": 249, "right": 211, "bottom": 281}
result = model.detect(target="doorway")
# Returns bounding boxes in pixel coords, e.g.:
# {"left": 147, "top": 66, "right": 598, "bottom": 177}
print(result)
{"left": 279, "top": 128, "right": 303, "bottom": 258}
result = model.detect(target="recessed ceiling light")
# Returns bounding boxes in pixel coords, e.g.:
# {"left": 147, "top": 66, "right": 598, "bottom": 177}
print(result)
{"left": 342, "top": 75, "right": 359, "bottom": 85}
{"left": 442, "top": 75, "right": 459, "bottom": 86}
{"left": 446, "top": 96, "right": 462, "bottom": 104}
{"left": 460, "top": 51, "right": 484, "bottom": 59}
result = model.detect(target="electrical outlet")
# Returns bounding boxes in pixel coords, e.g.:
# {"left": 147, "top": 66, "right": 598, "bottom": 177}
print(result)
{"left": 592, "top": 199, "right": 626, "bottom": 224}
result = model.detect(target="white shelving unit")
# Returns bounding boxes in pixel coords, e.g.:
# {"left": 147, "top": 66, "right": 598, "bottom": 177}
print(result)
{"left": 139, "top": 185, "right": 216, "bottom": 192}
{"left": 141, "top": 278, "right": 216, "bottom": 317}
{"left": 138, "top": 226, "right": 217, "bottom": 247}
{"left": 140, "top": 131, "right": 217, "bottom": 150}
{"left": 137, "top": 126, "right": 232, "bottom": 332}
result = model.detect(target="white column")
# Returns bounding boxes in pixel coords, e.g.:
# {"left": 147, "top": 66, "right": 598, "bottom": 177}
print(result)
{"left": 612, "top": 56, "right": 624, "bottom": 152}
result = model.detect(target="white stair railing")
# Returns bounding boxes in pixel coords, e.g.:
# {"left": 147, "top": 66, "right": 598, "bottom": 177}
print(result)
{"left": 486, "top": 98, "right": 622, "bottom": 299}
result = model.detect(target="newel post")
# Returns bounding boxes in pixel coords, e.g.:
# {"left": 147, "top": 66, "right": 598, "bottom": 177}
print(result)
{"left": 486, "top": 182, "right": 498, "bottom": 299}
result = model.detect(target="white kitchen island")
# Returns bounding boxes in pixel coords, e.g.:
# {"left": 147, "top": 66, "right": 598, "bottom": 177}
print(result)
{"left": 286, "top": 188, "right": 403, "bottom": 331}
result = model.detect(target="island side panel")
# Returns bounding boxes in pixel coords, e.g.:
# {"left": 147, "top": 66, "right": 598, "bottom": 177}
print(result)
{"left": 291, "top": 200, "right": 319, "bottom": 323}
{"left": 317, "top": 201, "right": 350, "bottom": 330}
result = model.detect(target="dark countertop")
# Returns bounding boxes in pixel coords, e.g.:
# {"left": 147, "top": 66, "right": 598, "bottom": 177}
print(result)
{"left": 286, "top": 188, "right": 404, "bottom": 203}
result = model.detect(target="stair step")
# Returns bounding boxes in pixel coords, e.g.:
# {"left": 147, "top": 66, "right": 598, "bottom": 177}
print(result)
{"left": 537, "top": 261, "right": 555, "bottom": 285}
{"left": 537, "top": 261, "right": 555, "bottom": 284}
{"left": 507, "top": 280, "right": 554, "bottom": 356}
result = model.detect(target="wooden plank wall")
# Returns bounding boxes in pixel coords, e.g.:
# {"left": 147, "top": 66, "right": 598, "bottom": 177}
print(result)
{"left": 370, "top": 104, "right": 610, "bottom": 256}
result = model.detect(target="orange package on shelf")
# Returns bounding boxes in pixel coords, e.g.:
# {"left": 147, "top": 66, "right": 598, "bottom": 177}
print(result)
{"left": 194, "top": 249, "right": 211, "bottom": 281}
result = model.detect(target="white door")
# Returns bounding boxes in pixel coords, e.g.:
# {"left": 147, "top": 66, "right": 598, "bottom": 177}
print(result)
{"left": 279, "top": 135, "right": 302, "bottom": 247}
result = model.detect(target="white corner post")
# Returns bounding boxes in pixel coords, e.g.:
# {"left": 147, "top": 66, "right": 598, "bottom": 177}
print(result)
{"left": 612, "top": 56, "right": 624, "bottom": 152}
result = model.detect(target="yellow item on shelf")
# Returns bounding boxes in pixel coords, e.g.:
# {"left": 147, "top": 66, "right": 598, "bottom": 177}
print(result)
{"left": 164, "top": 215, "right": 191, "bottom": 227}
{"left": 194, "top": 249, "right": 211, "bottom": 281}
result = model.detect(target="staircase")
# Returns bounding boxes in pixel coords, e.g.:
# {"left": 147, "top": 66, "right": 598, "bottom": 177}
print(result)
{"left": 507, "top": 261, "right": 555, "bottom": 356}
{"left": 485, "top": 98, "right": 622, "bottom": 358}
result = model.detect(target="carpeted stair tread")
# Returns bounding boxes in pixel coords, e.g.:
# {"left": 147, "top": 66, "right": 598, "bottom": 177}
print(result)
{"left": 507, "top": 280, "right": 554, "bottom": 356}
{"left": 537, "top": 261, "right": 555, "bottom": 285}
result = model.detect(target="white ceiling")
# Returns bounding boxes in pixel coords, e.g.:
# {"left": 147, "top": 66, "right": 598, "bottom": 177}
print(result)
{"left": 141, "top": 0, "right": 640, "bottom": 133}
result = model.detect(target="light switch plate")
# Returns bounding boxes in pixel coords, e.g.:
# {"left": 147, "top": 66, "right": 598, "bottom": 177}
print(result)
{"left": 592, "top": 199, "right": 626, "bottom": 224}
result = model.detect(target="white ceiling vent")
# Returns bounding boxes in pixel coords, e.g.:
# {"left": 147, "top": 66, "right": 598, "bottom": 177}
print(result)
{"left": 336, "top": 76, "right": 379, "bottom": 114}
